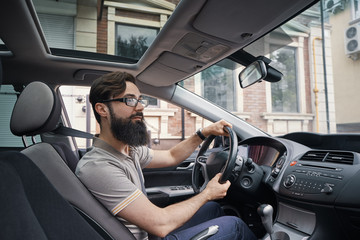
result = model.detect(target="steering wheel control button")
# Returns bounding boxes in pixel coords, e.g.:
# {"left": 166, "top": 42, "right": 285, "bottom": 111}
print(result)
{"left": 284, "top": 174, "right": 296, "bottom": 188}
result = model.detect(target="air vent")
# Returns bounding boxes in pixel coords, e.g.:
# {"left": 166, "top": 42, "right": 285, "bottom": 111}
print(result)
{"left": 325, "top": 152, "right": 354, "bottom": 165}
{"left": 299, "top": 151, "right": 354, "bottom": 165}
{"left": 299, "top": 151, "right": 327, "bottom": 161}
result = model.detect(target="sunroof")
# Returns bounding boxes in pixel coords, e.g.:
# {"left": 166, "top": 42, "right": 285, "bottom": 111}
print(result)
{"left": 31, "top": 0, "right": 175, "bottom": 62}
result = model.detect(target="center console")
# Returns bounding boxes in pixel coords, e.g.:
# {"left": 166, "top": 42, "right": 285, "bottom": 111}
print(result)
{"left": 259, "top": 203, "right": 313, "bottom": 240}
{"left": 260, "top": 152, "right": 360, "bottom": 240}
{"left": 278, "top": 159, "right": 356, "bottom": 203}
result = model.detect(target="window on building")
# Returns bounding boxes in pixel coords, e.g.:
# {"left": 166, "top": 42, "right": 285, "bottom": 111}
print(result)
{"left": 352, "top": 0, "right": 360, "bottom": 19}
{"left": 37, "top": 13, "right": 75, "bottom": 49}
{"left": 270, "top": 45, "right": 299, "bottom": 113}
{"left": 143, "top": 95, "right": 159, "bottom": 107}
{"left": 201, "top": 59, "right": 237, "bottom": 112}
{"left": 115, "top": 24, "right": 159, "bottom": 106}
{"left": 116, "top": 24, "right": 158, "bottom": 60}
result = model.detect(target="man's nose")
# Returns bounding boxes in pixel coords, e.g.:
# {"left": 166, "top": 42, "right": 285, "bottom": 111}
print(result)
{"left": 135, "top": 101, "right": 145, "bottom": 111}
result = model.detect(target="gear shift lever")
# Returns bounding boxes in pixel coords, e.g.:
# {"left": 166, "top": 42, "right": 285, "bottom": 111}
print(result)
{"left": 257, "top": 204, "right": 274, "bottom": 240}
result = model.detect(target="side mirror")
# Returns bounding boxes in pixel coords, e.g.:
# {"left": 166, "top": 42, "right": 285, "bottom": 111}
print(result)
{"left": 238, "top": 60, "right": 267, "bottom": 88}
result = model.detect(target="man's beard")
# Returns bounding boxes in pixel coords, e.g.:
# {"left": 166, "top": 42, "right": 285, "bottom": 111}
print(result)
{"left": 108, "top": 106, "right": 149, "bottom": 147}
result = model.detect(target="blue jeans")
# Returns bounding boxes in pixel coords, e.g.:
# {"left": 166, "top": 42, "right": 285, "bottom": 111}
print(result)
{"left": 163, "top": 202, "right": 257, "bottom": 240}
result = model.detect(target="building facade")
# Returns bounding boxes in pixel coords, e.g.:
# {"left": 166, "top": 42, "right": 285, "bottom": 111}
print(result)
{"left": 325, "top": 0, "right": 360, "bottom": 133}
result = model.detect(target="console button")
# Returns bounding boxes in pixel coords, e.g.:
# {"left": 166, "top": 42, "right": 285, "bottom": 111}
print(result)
{"left": 321, "top": 183, "right": 334, "bottom": 194}
{"left": 284, "top": 174, "right": 296, "bottom": 188}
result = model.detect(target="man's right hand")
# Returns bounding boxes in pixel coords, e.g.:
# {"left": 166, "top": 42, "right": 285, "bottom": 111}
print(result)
{"left": 202, "top": 173, "right": 231, "bottom": 201}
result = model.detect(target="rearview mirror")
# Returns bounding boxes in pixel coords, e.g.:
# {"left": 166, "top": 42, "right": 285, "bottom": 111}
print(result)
{"left": 238, "top": 60, "right": 267, "bottom": 88}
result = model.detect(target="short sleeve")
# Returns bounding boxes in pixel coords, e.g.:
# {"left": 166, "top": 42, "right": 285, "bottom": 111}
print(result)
{"left": 76, "top": 160, "right": 142, "bottom": 216}
{"left": 132, "top": 146, "right": 153, "bottom": 169}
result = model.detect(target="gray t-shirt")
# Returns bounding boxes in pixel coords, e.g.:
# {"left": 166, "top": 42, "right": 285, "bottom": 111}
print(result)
{"left": 76, "top": 137, "right": 153, "bottom": 240}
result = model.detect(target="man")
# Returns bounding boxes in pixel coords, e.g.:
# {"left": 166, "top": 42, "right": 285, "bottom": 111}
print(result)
{"left": 76, "top": 72, "right": 256, "bottom": 240}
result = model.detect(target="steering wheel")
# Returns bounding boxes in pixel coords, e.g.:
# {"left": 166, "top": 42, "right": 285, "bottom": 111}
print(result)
{"left": 192, "top": 126, "right": 239, "bottom": 193}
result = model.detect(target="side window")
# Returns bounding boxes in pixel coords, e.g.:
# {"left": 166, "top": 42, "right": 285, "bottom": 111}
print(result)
{"left": 0, "top": 85, "right": 40, "bottom": 148}
{"left": 201, "top": 59, "right": 237, "bottom": 112}
{"left": 59, "top": 86, "right": 94, "bottom": 150}
{"left": 59, "top": 85, "right": 212, "bottom": 152}
{"left": 270, "top": 45, "right": 299, "bottom": 113}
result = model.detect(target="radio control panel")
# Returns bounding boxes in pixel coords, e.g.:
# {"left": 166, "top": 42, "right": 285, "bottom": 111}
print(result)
{"left": 279, "top": 161, "right": 353, "bottom": 203}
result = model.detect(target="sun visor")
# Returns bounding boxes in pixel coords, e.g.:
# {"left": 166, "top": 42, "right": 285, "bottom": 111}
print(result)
{"left": 193, "top": 0, "right": 314, "bottom": 43}
{"left": 137, "top": 52, "right": 204, "bottom": 86}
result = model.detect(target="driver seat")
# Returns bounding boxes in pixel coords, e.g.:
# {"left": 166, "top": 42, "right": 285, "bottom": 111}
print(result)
{"left": 10, "top": 81, "right": 215, "bottom": 240}
{"left": 10, "top": 81, "right": 135, "bottom": 240}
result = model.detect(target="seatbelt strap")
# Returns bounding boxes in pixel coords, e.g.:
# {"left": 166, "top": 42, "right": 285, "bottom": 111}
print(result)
{"left": 135, "top": 163, "right": 147, "bottom": 196}
{"left": 52, "top": 124, "right": 94, "bottom": 139}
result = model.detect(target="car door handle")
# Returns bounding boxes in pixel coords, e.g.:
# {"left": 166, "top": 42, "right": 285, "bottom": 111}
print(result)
{"left": 176, "top": 162, "right": 194, "bottom": 170}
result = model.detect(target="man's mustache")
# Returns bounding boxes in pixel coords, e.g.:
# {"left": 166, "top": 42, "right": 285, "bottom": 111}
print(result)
{"left": 130, "top": 112, "right": 144, "bottom": 119}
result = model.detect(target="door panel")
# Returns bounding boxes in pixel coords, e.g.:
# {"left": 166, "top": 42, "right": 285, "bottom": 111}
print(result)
{"left": 143, "top": 153, "right": 197, "bottom": 207}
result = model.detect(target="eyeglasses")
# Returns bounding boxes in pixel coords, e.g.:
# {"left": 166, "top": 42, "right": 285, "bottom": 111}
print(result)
{"left": 99, "top": 97, "right": 149, "bottom": 107}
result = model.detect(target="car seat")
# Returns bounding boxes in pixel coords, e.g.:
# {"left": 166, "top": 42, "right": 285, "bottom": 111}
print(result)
{"left": 9, "top": 81, "right": 219, "bottom": 240}
{"left": 0, "top": 151, "right": 105, "bottom": 240}
{"left": 10, "top": 81, "right": 136, "bottom": 240}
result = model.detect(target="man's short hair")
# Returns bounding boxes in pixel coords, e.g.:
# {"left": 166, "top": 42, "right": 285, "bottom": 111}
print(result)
{"left": 89, "top": 71, "right": 136, "bottom": 124}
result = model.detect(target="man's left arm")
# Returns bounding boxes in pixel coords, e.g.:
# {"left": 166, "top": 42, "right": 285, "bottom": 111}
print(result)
{"left": 146, "top": 120, "right": 232, "bottom": 169}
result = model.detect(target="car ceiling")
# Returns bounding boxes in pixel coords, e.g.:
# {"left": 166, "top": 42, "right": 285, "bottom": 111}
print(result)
{"left": 0, "top": 0, "right": 317, "bottom": 91}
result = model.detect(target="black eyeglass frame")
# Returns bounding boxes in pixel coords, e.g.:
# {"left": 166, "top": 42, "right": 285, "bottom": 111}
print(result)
{"left": 99, "top": 97, "right": 149, "bottom": 107}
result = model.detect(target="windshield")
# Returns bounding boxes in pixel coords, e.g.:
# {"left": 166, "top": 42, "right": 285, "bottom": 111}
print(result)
{"left": 181, "top": 1, "right": 360, "bottom": 136}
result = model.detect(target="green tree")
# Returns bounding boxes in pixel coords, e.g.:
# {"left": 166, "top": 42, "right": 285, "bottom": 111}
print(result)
{"left": 116, "top": 35, "right": 148, "bottom": 60}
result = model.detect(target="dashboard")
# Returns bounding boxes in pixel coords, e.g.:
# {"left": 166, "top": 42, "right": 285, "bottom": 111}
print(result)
{"left": 234, "top": 134, "right": 360, "bottom": 239}
{"left": 237, "top": 135, "right": 360, "bottom": 205}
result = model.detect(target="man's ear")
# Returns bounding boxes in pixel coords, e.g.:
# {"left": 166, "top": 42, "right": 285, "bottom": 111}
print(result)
{"left": 95, "top": 102, "right": 108, "bottom": 118}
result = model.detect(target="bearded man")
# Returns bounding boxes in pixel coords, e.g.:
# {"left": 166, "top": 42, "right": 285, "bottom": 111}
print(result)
{"left": 76, "top": 72, "right": 256, "bottom": 240}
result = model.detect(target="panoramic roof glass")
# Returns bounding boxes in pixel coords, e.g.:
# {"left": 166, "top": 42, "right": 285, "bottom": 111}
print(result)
{"left": 32, "top": 0, "right": 163, "bottom": 62}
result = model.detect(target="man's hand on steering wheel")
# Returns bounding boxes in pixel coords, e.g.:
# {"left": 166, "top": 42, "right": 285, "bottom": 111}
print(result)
{"left": 200, "top": 120, "right": 232, "bottom": 139}
{"left": 202, "top": 173, "right": 231, "bottom": 201}
{"left": 192, "top": 120, "right": 240, "bottom": 193}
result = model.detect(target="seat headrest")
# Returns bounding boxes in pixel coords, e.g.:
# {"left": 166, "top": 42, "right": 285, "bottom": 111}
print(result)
{"left": 10, "top": 82, "right": 61, "bottom": 136}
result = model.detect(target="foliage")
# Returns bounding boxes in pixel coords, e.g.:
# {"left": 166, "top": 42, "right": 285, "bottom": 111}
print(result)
{"left": 116, "top": 35, "right": 148, "bottom": 60}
